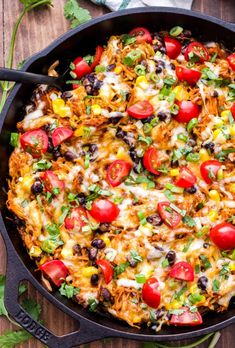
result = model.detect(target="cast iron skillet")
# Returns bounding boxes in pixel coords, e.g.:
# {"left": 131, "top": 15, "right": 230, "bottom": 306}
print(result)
{"left": 0, "top": 7, "right": 235, "bottom": 348}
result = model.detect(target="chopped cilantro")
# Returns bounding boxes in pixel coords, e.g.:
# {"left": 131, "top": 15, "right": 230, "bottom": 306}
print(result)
{"left": 183, "top": 215, "right": 196, "bottom": 227}
{"left": 114, "top": 262, "right": 130, "bottom": 277}
{"left": 212, "top": 279, "right": 220, "bottom": 292}
{"left": 59, "top": 282, "right": 80, "bottom": 298}
{"left": 199, "top": 255, "right": 212, "bottom": 270}
{"left": 88, "top": 298, "right": 98, "bottom": 311}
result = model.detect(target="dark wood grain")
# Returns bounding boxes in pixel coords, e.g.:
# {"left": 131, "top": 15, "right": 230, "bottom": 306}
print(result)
{"left": 0, "top": 1, "right": 235, "bottom": 347}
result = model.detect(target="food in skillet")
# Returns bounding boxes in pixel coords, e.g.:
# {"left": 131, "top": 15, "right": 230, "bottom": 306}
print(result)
{"left": 8, "top": 26, "right": 235, "bottom": 330}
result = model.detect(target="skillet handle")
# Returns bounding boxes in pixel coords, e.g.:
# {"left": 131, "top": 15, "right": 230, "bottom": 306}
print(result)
{"left": 4, "top": 260, "right": 115, "bottom": 348}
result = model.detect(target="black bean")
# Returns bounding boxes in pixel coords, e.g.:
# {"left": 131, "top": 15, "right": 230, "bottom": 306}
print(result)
{"left": 107, "top": 64, "right": 116, "bottom": 71}
{"left": 197, "top": 276, "right": 208, "bottom": 291}
{"left": 52, "top": 148, "right": 61, "bottom": 159}
{"left": 153, "top": 44, "right": 162, "bottom": 52}
{"left": 133, "top": 162, "right": 143, "bottom": 174}
{"left": 64, "top": 151, "right": 77, "bottom": 161}
{"left": 170, "top": 63, "right": 175, "bottom": 70}
{"left": 213, "top": 90, "right": 219, "bottom": 98}
{"left": 101, "top": 288, "right": 111, "bottom": 301}
{"left": 91, "top": 239, "right": 106, "bottom": 249}
{"left": 127, "top": 255, "right": 138, "bottom": 268}
{"left": 155, "top": 308, "right": 165, "bottom": 320}
{"left": 129, "top": 148, "right": 140, "bottom": 163}
{"left": 109, "top": 116, "right": 122, "bottom": 124}
{"left": 116, "top": 127, "right": 127, "bottom": 139}
{"left": 88, "top": 143, "right": 98, "bottom": 155}
{"left": 31, "top": 180, "right": 43, "bottom": 195}
{"left": 146, "top": 213, "right": 163, "bottom": 226}
{"left": 158, "top": 111, "right": 168, "bottom": 121}
{"left": 203, "top": 142, "right": 215, "bottom": 153}
{"left": 73, "top": 244, "right": 81, "bottom": 255}
{"left": 47, "top": 138, "right": 54, "bottom": 153}
{"left": 188, "top": 139, "right": 196, "bottom": 147}
{"left": 90, "top": 274, "right": 99, "bottom": 285}
{"left": 203, "top": 243, "right": 210, "bottom": 249}
{"left": 88, "top": 248, "right": 98, "bottom": 260}
{"left": 159, "top": 47, "right": 166, "bottom": 54}
{"left": 97, "top": 223, "right": 110, "bottom": 233}
{"left": 61, "top": 91, "right": 73, "bottom": 99}
{"left": 185, "top": 186, "right": 197, "bottom": 194}
{"left": 155, "top": 66, "right": 163, "bottom": 74}
{"left": 166, "top": 250, "right": 176, "bottom": 266}
{"left": 171, "top": 159, "right": 179, "bottom": 168}
{"left": 142, "top": 115, "right": 154, "bottom": 123}
{"left": 42, "top": 124, "right": 52, "bottom": 133}
{"left": 183, "top": 30, "right": 192, "bottom": 38}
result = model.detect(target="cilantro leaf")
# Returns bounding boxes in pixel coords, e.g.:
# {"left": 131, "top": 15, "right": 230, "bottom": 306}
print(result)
{"left": 59, "top": 282, "right": 80, "bottom": 298}
{"left": 182, "top": 215, "right": 196, "bottom": 227}
{"left": 22, "top": 298, "right": 41, "bottom": 321}
{"left": 0, "top": 330, "right": 32, "bottom": 348}
{"left": 64, "top": 0, "right": 92, "bottom": 28}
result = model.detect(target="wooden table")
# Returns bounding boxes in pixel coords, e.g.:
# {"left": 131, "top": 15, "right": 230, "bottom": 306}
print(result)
{"left": 0, "top": 0, "right": 235, "bottom": 347}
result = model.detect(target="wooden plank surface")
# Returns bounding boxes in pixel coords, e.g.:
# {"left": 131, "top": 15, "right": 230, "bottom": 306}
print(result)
{"left": 0, "top": 0, "right": 235, "bottom": 347}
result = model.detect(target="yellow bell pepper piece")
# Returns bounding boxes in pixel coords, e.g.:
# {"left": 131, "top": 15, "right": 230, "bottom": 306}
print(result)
{"left": 199, "top": 148, "right": 210, "bottom": 162}
{"left": 170, "top": 169, "right": 179, "bottom": 176}
{"left": 209, "top": 190, "right": 220, "bottom": 202}
{"left": 82, "top": 267, "right": 99, "bottom": 277}
{"left": 173, "top": 85, "right": 189, "bottom": 101}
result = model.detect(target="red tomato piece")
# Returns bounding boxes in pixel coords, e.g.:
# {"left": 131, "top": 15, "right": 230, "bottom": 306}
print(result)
{"left": 184, "top": 42, "right": 210, "bottom": 62}
{"left": 169, "top": 261, "right": 194, "bottom": 281}
{"left": 200, "top": 160, "right": 222, "bottom": 184}
{"left": 170, "top": 307, "right": 203, "bottom": 326}
{"left": 89, "top": 199, "right": 120, "bottom": 223}
{"left": 176, "top": 66, "right": 201, "bottom": 85}
{"left": 64, "top": 207, "right": 88, "bottom": 230}
{"left": 210, "top": 222, "right": 235, "bottom": 250}
{"left": 231, "top": 102, "right": 235, "bottom": 120}
{"left": 20, "top": 129, "right": 48, "bottom": 158}
{"left": 164, "top": 37, "right": 182, "bottom": 59}
{"left": 174, "top": 100, "right": 200, "bottom": 123}
{"left": 90, "top": 45, "right": 104, "bottom": 70}
{"left": 157, "top": 202, "right": 181, "bottom": 229}
{"left": 175, "top": 166, "right": 197, "bottom": 188}
{"left": 39, "top": 260, "right": 68, "bottom": 287}
{"left": 143, "top": 147, "right": 161, "bottom": 175}
{"left": 73, "top": 57, "right": 92, "bottom": 79}
{"left": 127, "top": 100, "right": 154, "bottom": 119}
{"left": 129, "top": 27, "right": 152, "bottom": 43}
{"left": 42, "top": 170, "right": 65, "bottom": 193}
{"left": 142, "top": 277, "right": 161, "bottom": 308}
{"left": 227, "top": 53, "right": 235, "bottom": 71}
{"left": 106, "top": 160, "right": 132, "bottom": 187}
{"left": 96, "top": 259, "right": 114, "bottom": 284}
{"left": 51, "top": 127, "right": 73, "bottom": 147}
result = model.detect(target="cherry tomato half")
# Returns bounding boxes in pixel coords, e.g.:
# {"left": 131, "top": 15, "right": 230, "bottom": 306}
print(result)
{"left": 52, "top": 127, "right": 73, "bottom": 147}
{"left": 64, "top": 207, "right": 88, "bottom": 230}
{"left": 89, "top": 199, "right": 120, "bottom": 223}
{"left": 142, "top": 277, "right": 161, "bottom": 308}
{"left": 231, "top": 102, "right": 235, "bottom": 120}
{"left": 169, "top": 261, "right": 194, "bottom": 281}
{"left": 73, "top": 57, "right": 92, "bottom": 79}
{"left": 176, "top": 66, "right": 202, "bottom": 85}
{"left": 127, "top": 100, "right": 154, "bottom": 119}
{"left": 96, "top": 259, "right": 114, "bottom": 284}
{"left": 184, "top": 42, "right": 210, "bottom": 62}
{"left": 90, "top": 45, "right": 104, "bottom": 70}
{"left": 106, "top": 160, "right": 132, "bottom": 187}
{"left": 170, "top": 307, "right": 202, "bottom": 326}
{"left": 200, "top": 160, "right": 222, "bottom": 184}
{"left": 157, "top": 202, "right": 181, "bottom": 229}
{"left": 20, "top": 129, "right": 48, "bottom": 158}
{"left": 39, "top": 260, "right": 68, "bottom": 287}
{"left": 210, "top": 222, "right": 235, "bottom": 250}
{"left": 174, "top": 100, "right": 200, "bottom": 123}
{"left": 42, "top": 170, "right": 65, "bottom": 193}
{"left": 129, "top": 27, "right": 152, "bottom": 43}
{"left": 143, "top": 147, "right": 161, "bottom": 175}
{"left": 164, "top": 37, "right": 182, "bottom": 59}
{"left": 227, "top": 53, "right": 235, "bottom": 71}
{"left": 175, "top": 166, "right": 197, "bottom": 188}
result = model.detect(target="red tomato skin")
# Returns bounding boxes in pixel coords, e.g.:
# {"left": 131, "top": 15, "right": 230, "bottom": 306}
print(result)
{"left": 20, "top": 129, "right": 48, "bottom": 158}
{"left": 40, "top": 260, "right": 68, "bottom": 287}
{"left": 142, "top": 277, "right": 161, "bottom": 308}
{"left": 164, "top": 37, "right": 182, "bottom": 59}
{"left": 90, "top": 46, "right": 104, "bottom": 70}
{"left": 42, "top": 170, "right": 65, "bottom": 193}
{"left": 143, "top": 147, "right": 160, "bottom": 175}
{"left": 157, "top": 202, "right": 181, "bottom": 229}
{"left": 174, "top": 101, "right": 200, "bottom": 123}
{"left": 231, "top": 102, "right": 235, "bottom": 120}
{"left": 73, "top": 57, "right": 92, "bottom": 79}
{"left": 127, "top": 100, "right": 154, "bottom": 119}
{"left": 96, "top": 259, "right": 114, "bottom": 284}
{"left": 52, "top": 127, "right": 73, "bottom": 147}
{"left": 210, "top": 222, "right": 235, "bottom": 250}
{"left": 227, "top": 53, "right": 235, "bottom": 71}
{"left": 200, "top": 160, "right": 222, "bottom": 184}
{"left": 175, "top": 166, "right": 197, "bottom": 188}
{"left": 184, "top": 42, "right": 210, "bottom": 62}
{"left": 176, "top": 66, "right": 201, "bottom": 85}
{"left": 129, "top": 27, "right": 152, "bottom": 43}
{"left": 170, "top": 307, "right": 203, "bottom": 326}
{"left": 65, "top": 207, "right": 88, "bottom": 230}
{"left": 106, "top": 160, "right": 132, "bottom": 187}
{"left": 169, "top": 261, "right": 194, "bottom": 281}
{"left": 89, "top": 199, "right": 120, "bottom": 223}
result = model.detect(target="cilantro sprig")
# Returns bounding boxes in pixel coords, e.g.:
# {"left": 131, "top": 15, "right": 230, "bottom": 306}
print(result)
{"left": 64, "top": 0, "right": 91, "bottom": 28}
